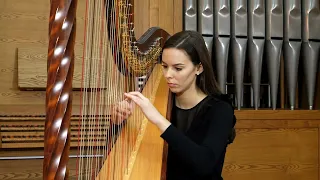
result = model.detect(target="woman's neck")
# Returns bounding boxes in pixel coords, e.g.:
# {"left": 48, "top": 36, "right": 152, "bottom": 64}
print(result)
{"left": 175, "top": 86, "right": 207, "bottom": 109}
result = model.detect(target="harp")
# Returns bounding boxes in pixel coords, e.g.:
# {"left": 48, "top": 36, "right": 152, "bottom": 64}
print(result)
{"left": 43, "top": 0, "right": 172, "bottom": 179}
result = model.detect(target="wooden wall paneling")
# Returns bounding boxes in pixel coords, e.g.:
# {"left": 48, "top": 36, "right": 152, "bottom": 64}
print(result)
{"left": 149, "top": 0, "right": 160, "bottom": 28}
{"left": 0, "top": 115, "right": 109, "bottom": 148}
{"left": 159, "top": 0, "right": 174, "bottom": 35}
{"left": 134, "top": 0, "right": 150, "bottom": 39}
{"left": 173, "top": 0, "right": 183, "bottom": 33}
{"left": 0, "top": 0, "right": 85, "bottom": 115}
{"left": 223, "top": 127, "right": 318, "bottom": 180}
{"left": 0, "top": 0, "right": 45, "bottom": 109}
{"left": 17, "top": 47, "right": 85, "bottom": 89}
{"left": 235, "top": 110, "right": 320, "bottom": 120}
{"left": 222, "top": 110, "right": 320, "bottom": 180}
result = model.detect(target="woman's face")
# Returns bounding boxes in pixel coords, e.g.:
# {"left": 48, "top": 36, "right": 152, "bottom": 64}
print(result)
{"left": 161, "top": 48, "right": 202, "bottom": 94}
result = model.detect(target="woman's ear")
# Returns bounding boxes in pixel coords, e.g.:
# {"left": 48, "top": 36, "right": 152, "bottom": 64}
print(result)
{"left": 196, "top": 63, "right": 204, "bottom": 75}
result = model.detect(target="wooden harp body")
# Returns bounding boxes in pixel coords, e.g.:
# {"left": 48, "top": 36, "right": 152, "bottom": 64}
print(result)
{"left": 43, "top": 0, "right": 172, "bottom": 179}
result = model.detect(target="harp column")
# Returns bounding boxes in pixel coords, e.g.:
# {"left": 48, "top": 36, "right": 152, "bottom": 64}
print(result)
{"left": 284, "top": 0, "right": 302, "bottom": 110}
{"left": 265, "top": 0, "right": 283, "bottom": 110}
{"left": 214, "top": 0, "right": 230, "bottom": 94}
{"left": 231, "top": 0, "right": 247, "bottom": 110}
{"left": 248, "top": 0, "right": 265, "bottom": 110}
{"left": 302, "top": 0, "right": 320, "bottom": 110}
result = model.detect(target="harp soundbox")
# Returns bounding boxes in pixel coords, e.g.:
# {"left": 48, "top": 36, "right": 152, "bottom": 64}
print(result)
{"left": 43, "top": 0, "right": 172, "bottom": 179}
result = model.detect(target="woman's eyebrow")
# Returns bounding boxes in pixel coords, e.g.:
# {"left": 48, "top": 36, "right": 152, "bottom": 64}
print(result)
{"left": 161, "top": 61, "right": 185, "bottom": 66}
{"left": 173, "top": 63, "right": 184, "bottom": 66}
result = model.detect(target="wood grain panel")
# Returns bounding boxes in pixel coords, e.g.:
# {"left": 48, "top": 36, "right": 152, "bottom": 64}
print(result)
{"left": 236, "top": 119, "right": 320, "bottom": 128}
{"left": 159, "top": 0, "right": 174, "bottom": 34}
{"left": 0, "top": 0, "right": 85, "bottom": 108}
{"left": 235, "top": 110, "right": 320, "bottom": 120}
{"left": 17, "top": 47, "right": 84, "bottom": 89}
{"left": 149, "top": 0, "right": 160, "bottom": 28}
{"left": 0, "top": 116, "right": 109, "bottom": 148}
{"left": 173, "top": 0, "right": 183, "bottom": 33}
{"left": 223, "top": 128, "right": 318, "bottom": 180}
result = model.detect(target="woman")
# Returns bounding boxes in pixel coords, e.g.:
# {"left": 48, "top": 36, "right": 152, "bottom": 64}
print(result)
{"left": 113, "top": 30, "right": 235, "bottom": 180}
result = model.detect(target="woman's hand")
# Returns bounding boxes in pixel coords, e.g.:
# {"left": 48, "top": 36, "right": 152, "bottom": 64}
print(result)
{"left": 110, "top": 99, "right": 133, "bottom": 125}
{"left": 124, "top": 91, "right": 171, "bottom": 132}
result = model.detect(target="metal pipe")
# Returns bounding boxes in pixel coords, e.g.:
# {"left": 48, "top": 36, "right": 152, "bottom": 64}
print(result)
{"left": 266, "top": 0, "right": 283, "bottom": 40}
{"left": 203, "top": 36, "right": 214, "bottom": 57}
{"left": 231, "top": 38, "right": 247, "bottom": 109}
{"left": 215, "top": 37, "right": 230, "bottom": 93}
{"left": 283, "top": 41, "right": 301, "bottom": 110}
{"left": 302, "top": 0, "right": 320, "bottom": 109}
{"left": 214, "top": 0, "right": 230, "bottom": 37}
{"left": 214, "top": 0, "right": 230, "bottom": 94}
{"left": 248, "top": 0, "right": 265, "bottom": 38}
{"left": 231, "top": 0, "right": 247, "bottom": 109}
{"left": 248, "top": 38, "right": 265, "bottom": 110}
{"left": 184, "top": 0, "right": 197, "bottom": 31}
{"left": 302, "top": 42, "right": 320, "bottom": 109}
{"left": 266, "top": 0, "right": 283, "bottom": 110}
{"left": 284, "top": 0, "right": 302, "bottom": 110}
{"left": 248, "top": 0, "right": 265, "bottom": 109}
{"left": 302, "top": 0, "right": 320, "bottom": 42}
{"left": 198, "top": 0, "right": 214, "bottom": 35}
{"left": 266, "top": 39, "right": 283, "bottom": 110}
{"left": 284, "top": 0, "right": 301, "bottom": 41}
{"left": 231, "top": 0, "right": 247, "bottom": 38}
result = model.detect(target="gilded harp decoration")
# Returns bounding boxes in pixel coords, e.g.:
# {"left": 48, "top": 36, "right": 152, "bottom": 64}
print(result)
{"left": 44, "top": 0, "right": 171, "bottom": 179}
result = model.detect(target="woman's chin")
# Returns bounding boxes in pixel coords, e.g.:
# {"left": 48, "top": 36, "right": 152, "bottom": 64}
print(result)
{"left": 169, "top": 87, "right": 181, "bottom": 94}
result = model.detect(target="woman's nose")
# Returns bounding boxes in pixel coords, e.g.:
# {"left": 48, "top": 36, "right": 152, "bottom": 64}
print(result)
{"left": 164, "top": 68, "right": 173, "bottom": 78}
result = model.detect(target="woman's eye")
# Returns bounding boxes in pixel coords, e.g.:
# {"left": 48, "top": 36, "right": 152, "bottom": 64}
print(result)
{"left": 175, "top": 68, "right": 182, "bottom": 71}
{"left": 161, "top": 65, "right": 167, "bottom": 68}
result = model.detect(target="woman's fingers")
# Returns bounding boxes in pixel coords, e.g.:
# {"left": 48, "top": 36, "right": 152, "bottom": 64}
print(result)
{"left": 111, "top": 111, "right": 130, "bottom": 124}
{"left": 116, "top": 100, "right": 133, "bottom": 112}
{"left": 115, "top": 105, "right": 131, "bottom": 116}
{"left": 124, "top": 93, "right": 141, "bottom": 105}
{"left": 125, "top": 91, "right": 147, "bottom": 100}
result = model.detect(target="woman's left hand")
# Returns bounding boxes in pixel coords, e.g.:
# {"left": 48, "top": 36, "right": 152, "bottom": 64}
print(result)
{"left": 124, "top": 91, "right": 171, "bottom": 132}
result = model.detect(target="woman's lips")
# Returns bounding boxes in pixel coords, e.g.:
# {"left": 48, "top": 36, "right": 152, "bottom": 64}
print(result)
{"left": 167, "top": 83, "right": 177, "bottom": 88}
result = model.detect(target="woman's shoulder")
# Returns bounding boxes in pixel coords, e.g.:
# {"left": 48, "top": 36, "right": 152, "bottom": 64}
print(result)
{"left": 195, "top": 94, "right": 234, "bottom": 123}
{"left": 206, "top": 94, "right": 234, "bottom": 111}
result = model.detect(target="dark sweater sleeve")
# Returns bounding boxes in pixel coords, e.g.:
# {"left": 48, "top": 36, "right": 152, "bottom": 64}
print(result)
{"left": 160, "top": 101, "right": 234, "bottom": 175}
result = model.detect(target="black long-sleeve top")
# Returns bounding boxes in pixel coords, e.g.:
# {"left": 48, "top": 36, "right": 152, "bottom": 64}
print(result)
{"left": 160, "top": 95, "right": 234, "bottom": 180}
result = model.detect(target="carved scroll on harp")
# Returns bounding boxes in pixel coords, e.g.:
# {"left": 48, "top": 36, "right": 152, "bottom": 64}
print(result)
{"left": 44, "top": 0, "right": 171, "bottom": 179}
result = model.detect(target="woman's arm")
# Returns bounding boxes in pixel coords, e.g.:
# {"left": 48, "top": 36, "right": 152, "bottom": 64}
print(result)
{"left": 160, "top": 101, "right": 234, "bottom": 175}
{"left": 123, "top": 92, "right": 234, "bottom": 175}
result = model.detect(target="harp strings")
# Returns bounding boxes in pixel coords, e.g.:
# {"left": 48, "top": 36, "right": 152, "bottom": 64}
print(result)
{"left": 77, "top": 0, "right": 158, "bottom": 179}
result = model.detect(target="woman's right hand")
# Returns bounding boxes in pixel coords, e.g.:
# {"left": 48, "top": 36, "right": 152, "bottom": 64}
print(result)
{"left": 110, "top": 100, "right": 133, "bottom": 125}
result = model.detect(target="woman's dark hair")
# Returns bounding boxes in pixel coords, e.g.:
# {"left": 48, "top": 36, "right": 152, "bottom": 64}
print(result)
{"left": 161, "top": 30, "right": 221, "bottom": 96}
